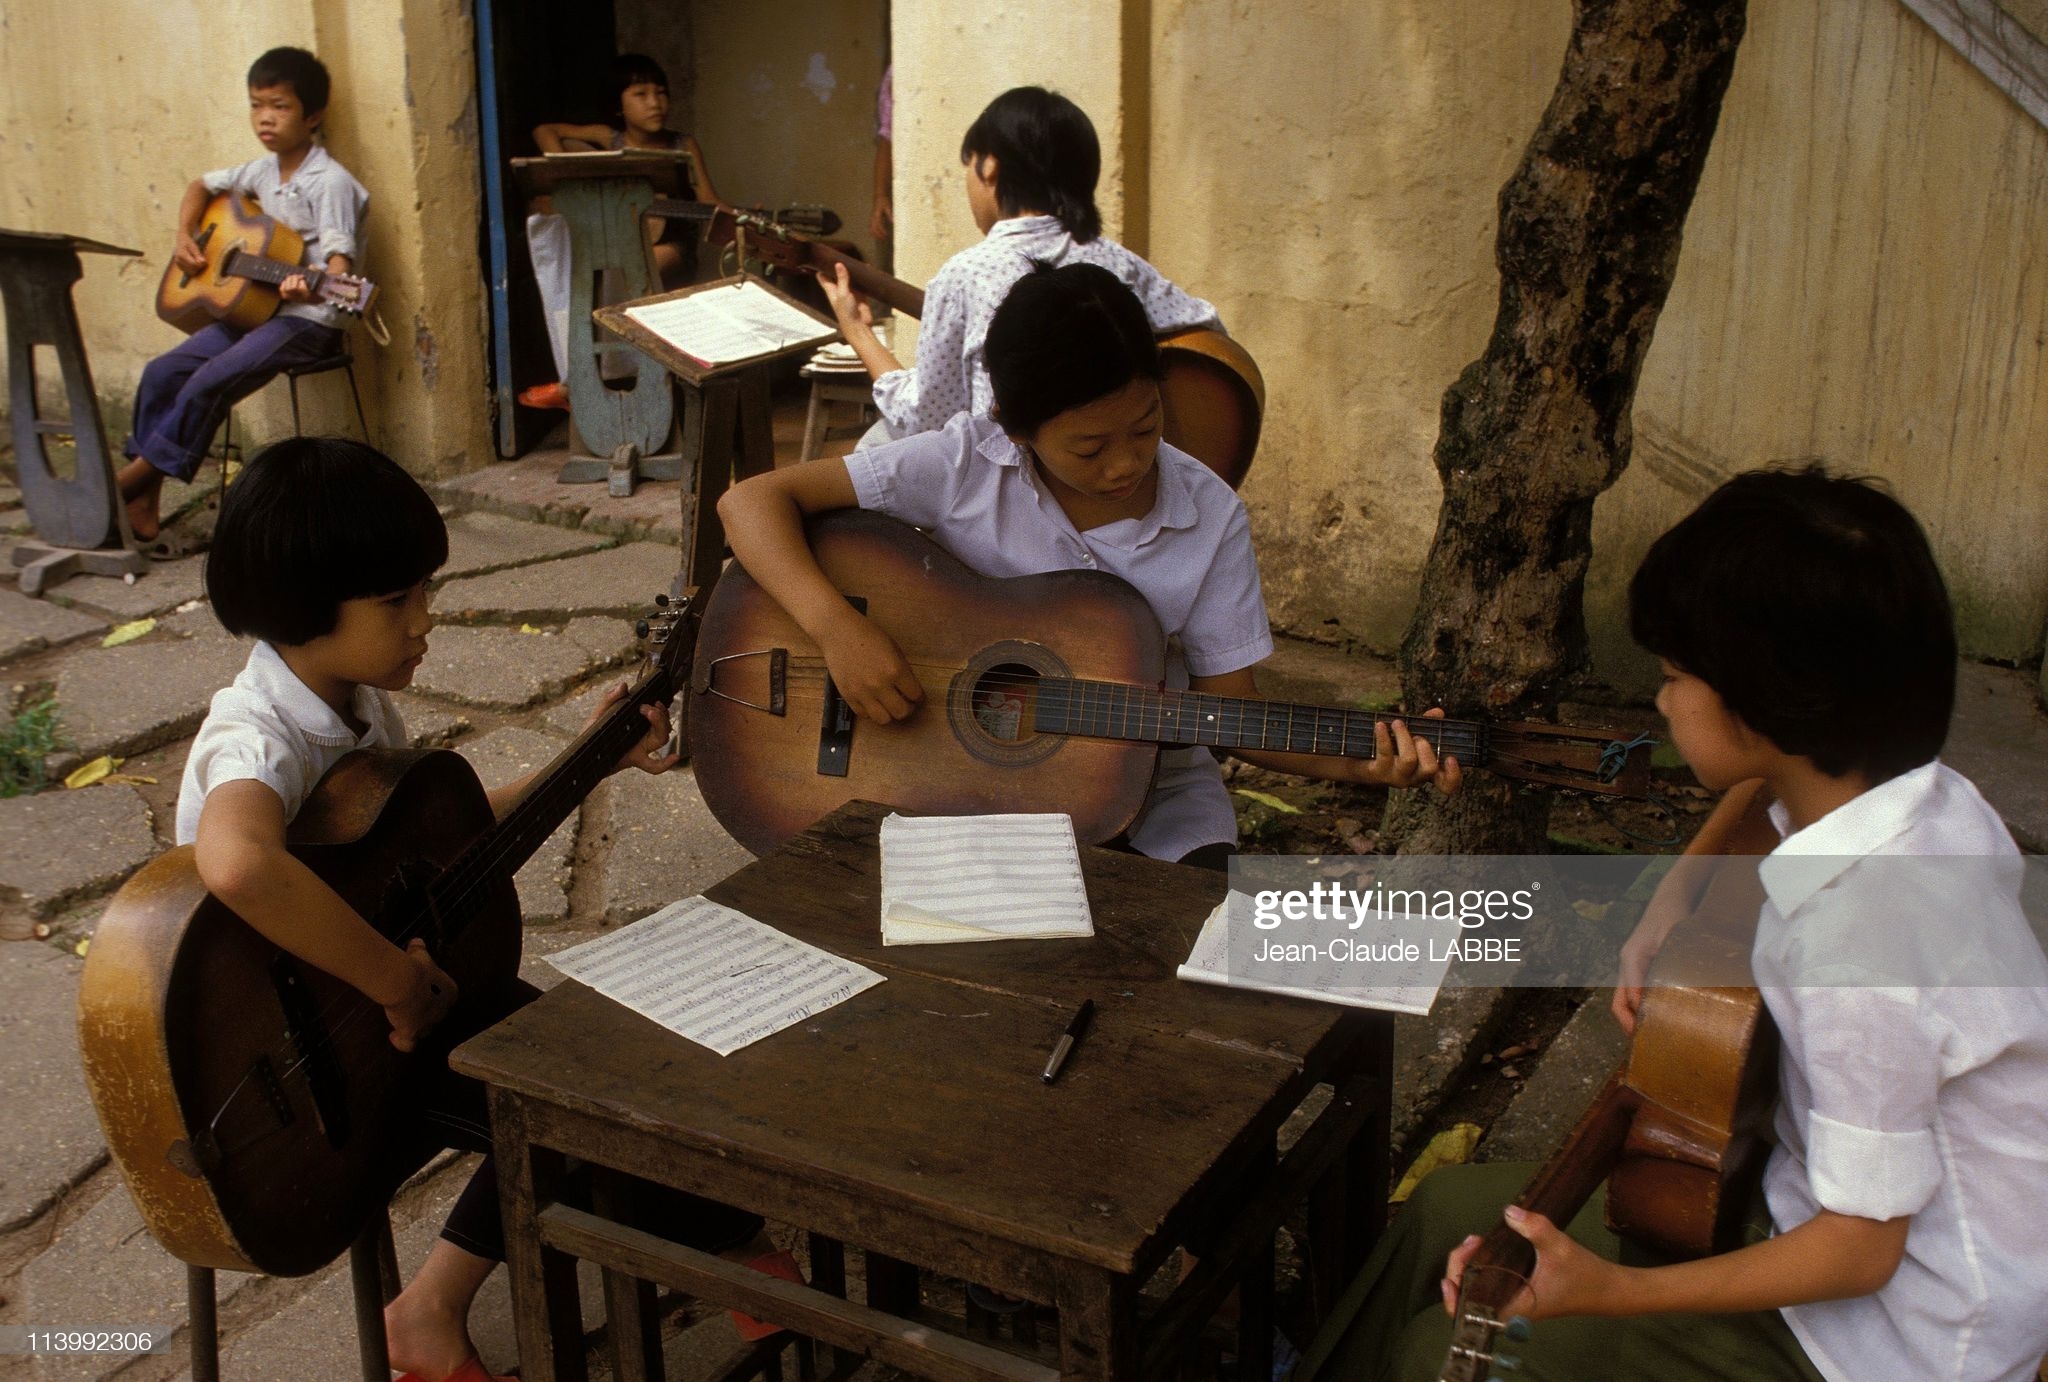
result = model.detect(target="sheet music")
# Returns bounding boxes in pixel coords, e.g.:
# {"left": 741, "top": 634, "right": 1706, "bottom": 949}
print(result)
{"left": 624, "top": 280, "right": 837, "bottom": 368}
{"left": 547, "top": 895, "right": 884, "bottom": 1055}
{"left": 1176, "top": 890, "right": 1457, "bottom": 1015}
{"left": 879, "top": 812, "right": 1094, "bottom": 945}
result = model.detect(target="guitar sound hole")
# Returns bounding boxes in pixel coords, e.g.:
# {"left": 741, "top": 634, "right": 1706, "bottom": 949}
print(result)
{"left": 970, "top": 663, "right": 1039, "bottom": 743}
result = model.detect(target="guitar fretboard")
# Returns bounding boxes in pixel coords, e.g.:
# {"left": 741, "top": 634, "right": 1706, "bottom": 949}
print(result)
{"left": 1031, "top": 679, "right": 1489, "bottom": 762}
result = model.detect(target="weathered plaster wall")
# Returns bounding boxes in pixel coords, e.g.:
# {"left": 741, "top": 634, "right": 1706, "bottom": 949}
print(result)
{"left": 690, "top": 0, "right": 890, "bottom": 269}
{"left": 1590, "top": 0, "right": 2048, "bottom": 689}
{"left": 0, "top": 0, "right": 489, "bottom": 478}
{"left": 895, "top": 0, "right": 2046, "bottom": 682}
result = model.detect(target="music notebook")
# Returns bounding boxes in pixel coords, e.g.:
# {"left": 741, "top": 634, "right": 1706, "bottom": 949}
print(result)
{"left": 878, "top": 812, "right": 1095, "bottom": 946}
{"left": 623, "top": 278, "right": 838, "bottom": 370}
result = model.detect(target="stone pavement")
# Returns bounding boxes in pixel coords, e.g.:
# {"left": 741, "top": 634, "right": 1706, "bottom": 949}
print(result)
{"left": 2, "top": 439, "right": 2046, "bottom": 1381}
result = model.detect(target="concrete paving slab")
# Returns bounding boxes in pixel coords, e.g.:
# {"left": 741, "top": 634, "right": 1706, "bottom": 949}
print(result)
{"left": 44, "top": 556, "right": 206, "bottom": 622}
{"left": 390, "top": 693, "right": 471, "bottom": 748}
{"left": 184, "top": 1158, "right": 609, "bottom": 1382}
{"left": 433, "top": 541, "right": 680, "bottom": 624}
{"left": 1477, "top": 992, "right": 1630, "bottom": 1164}
{"left": 601, "top": 765, "right": 755, "bottom": 925}
{"left": 1, "top": 481, "right": 21, "bottom": 506}
{"left": 455, "top": 727, "right": 578, "bottom": 924}
{"left": 0, "top": 784, "right": 156, "bottom": 918}
{"left": 408, "top": 617, "right": 640, "bottom": 711}
{"left": 436, "top": 447, "right": 687, "bottom": 545}
{"left": 20, "top": 1182, "right": 256, "bottom": 1382}
{"left": 0, "top": 941, "right": 104, "bottom": 1233}
{"left": 440, "top": 509, "right": 612, "bottom": 579}
{"left": 1, "top": 587, "right": 108, "bottom": 664}
{"left": 1946, "top": 661, "right": 2048, "bottom": 852}
{"left": 48, "top": 621, "right": 248, "bottom": 761}
{"left": 2, "top": 505, "right": 30, "bottom": 534}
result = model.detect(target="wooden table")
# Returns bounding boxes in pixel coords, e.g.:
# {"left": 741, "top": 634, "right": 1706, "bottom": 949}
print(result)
{"left": 452, "top": 802, "right": 1393, "bottom": 1382}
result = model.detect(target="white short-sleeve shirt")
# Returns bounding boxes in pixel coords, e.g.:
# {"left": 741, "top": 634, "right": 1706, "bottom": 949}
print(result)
{"left": 175, "top": 641, "right": 407, "bottom": 845}
{"left": 1754, "top": 761, "right": 2048, "bottom": 1382}
{"left": 868, "top": 216, "right": 1220, "bottom": 440}
{"left": 844, "top": 413, "right": 1272, "bottom": 859}
{"left": 202, "top": 144, "right": 369, "bottom": 330}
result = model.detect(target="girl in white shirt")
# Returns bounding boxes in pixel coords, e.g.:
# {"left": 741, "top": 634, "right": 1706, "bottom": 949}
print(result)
{"left": 820, "top": 85, "right": 1221, "bottom": 443}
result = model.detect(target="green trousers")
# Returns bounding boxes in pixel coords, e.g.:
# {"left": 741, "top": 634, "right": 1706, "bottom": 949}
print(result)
{"left": 1305, "top": 1162, "right": 1827, "bottom": 1382}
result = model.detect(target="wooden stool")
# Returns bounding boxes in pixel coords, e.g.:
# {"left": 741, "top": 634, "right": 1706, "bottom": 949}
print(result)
{"left": 184, "top": 1211, "right": 399, "bottom": 1382}
{"left": 797, "top": 369, "right": 875, "bottom": 463}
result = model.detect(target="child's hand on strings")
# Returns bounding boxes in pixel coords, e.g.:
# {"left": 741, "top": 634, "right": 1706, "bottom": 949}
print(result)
{"left": 820, "top": 610, "right": 923, "bottom": 723}
{"left": 1441, "top": 1207, "right": 1623, "bottom": 1324}
{"left": 590, "top": 680, "right": 683, "bottom": 777}
{"left": 174, "top": 232, "right": 207, "bottom": 275}
{"left": 1343, "top": 708, "right": 1463, "bottom": 794}
{"left": 817, "top": 261, "right": 873, "bottom": 333}
{"left": 383, "top": 939, "right": 459, "bottom": 1052}
{"left": 279, "top": 272, "right": 316, "bottom": 304}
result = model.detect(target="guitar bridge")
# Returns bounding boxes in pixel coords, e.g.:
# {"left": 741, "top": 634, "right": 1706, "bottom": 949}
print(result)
{"left": 270, "top": 955, "right": 351, "bottom": 1149}
{"left": 693, "top": 648, "right": 787, "bottom": 715}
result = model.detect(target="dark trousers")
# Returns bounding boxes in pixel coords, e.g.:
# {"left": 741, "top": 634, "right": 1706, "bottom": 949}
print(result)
{"left": 125, "top": 317, "right": 341, "bottom": 481}
{"left": 414, "top": 978, "right": 764, "bottom": 1263}
{"left": 1311, "top": 1162, "right": 1825, "bottom": 1382}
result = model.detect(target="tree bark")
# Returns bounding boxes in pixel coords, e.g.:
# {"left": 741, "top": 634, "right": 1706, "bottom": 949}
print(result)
{"left": 1388, "top": 0, "right": 1748, "bottom": 855}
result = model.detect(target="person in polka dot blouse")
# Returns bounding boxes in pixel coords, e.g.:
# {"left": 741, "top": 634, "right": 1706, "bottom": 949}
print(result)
{"left": 819, "top": 85, "right": 1222, "bottom": 445}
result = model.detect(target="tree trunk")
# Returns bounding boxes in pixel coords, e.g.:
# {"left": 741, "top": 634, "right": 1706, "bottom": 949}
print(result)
{"left": 1387, "top": 0, "right": 1748, "bottom": 855}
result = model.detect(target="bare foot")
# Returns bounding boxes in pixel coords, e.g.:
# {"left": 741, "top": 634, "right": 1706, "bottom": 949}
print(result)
{"left": 116, "top": 459, "right": 164, "bottom": 542}
{"left": 383, "top": 1240, "right": 493, "bottom": 1381}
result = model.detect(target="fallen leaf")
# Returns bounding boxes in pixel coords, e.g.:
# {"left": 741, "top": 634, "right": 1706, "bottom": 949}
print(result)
{"left": 74, "top": 938, "right": 90, "bottom": 957}
{"left": 1391, "top": 1123, "right": 1484, "bottom": 1203}
{"left": 1232, "top": 789, "right": 1302, "bottom": 814}
{"left": 64, "top": 755, "right": 123, "bottom": 789}
{"left": 102, "top": 618, "right": 156, "bottom": 647}
{"left": 519, "top": 623, "right": 544, "bottom": 634}
{"left": 1571, "top": 898, "right": 1612, "bottom": 922}
{"left": 103, "top": 774, "right": 159, "bottom": 786}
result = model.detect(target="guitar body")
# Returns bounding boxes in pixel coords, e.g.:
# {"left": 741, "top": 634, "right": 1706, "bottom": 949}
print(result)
{"left": 1158, "top": 328, "right": 1265, "bottom": 490}
{"left": 690, "top": 509, "right": 1166, "bottom": 855}
{"left": 78, "top": 750, "right": 518, "bottom": 1275}
{"left": 156, "top": 195, "right": 303, "bottom": 335}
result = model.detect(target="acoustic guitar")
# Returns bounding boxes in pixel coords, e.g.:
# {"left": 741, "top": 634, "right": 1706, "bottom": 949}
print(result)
{"left": 156, "top": 192, "right": 378, "bottom": 335}
{"left": 76, "top": 596, "right": 696, "bottom": 1276}
{"left": 688, "top": 511, "right": 1654, "bottom": 857}
{"left": 706, "top": 207, "right": 1267, "bottom": 489}
{"left": 1436, "top": 784, "right": 1780, "bottom": 1382}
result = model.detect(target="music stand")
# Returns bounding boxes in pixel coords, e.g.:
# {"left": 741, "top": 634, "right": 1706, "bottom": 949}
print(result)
{"left": 595, "top": 274, "right": 837, "bottom": 590}
{"left": 512, "top": 151, "right": 695, "bottom": 489}
{"left": 1, "top": 228, "right": 149, "bottom": 597}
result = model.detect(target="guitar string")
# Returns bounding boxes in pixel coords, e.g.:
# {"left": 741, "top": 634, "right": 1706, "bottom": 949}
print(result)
{"left": 763, "top": 663, "right": 1642, "bottom": 779}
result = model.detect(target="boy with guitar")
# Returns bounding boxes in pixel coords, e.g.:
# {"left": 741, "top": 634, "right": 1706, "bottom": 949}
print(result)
{"left": 1317, "top": 470, "right": 2048, "bottom": 1381}
{"left": 118, "top": 47, "right": 367, "bottom": 546}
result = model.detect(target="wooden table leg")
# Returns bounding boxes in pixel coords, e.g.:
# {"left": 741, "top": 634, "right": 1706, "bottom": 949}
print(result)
{"left": 1343, "top": 1015, "right": 1396, "bottom": 1276}
{"left": 1236, "top": 1144, "right": 1276, "bottom": 1382}
{"left": 592, "top": 1169, "right": 664, "bottom": 1382}
{"left": 805, "top": 1233, "right": 853, "bottom": 1376}
{"left": 862, "top": 1250, "right": 919, "bottom": 1315}
{"left": 1053, "top": 1262, "right": 1137, "bottom": 1381}
{"left": 491, "top": 1088, "right": 589, "bottom": 1382}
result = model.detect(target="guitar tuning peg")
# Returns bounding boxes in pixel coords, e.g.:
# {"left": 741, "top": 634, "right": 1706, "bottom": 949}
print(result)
{"left": 1504, "top": 1317, "right": 1533, "bottom": 1342}
{"left": 635, "top": 620, "right": 651, "bottom": 639}
{"left": 1490, "top": 1350, "right": 1521, "bottom": 1373}
{"left": 655, "top": 593, "right": 670, "bottom": 607}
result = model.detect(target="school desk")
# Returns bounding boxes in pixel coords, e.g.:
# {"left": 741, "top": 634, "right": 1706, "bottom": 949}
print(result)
{"left": 451, "top": 800, "right": 1394, "bottom": 1381}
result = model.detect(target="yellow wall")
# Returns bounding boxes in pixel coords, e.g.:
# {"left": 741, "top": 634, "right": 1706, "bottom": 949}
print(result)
{"left": 689, "top": 0, "right": 890, "bottom": 268}
{"left": 0, "top": 0, "right": 488, "bottom": 478}
{"left": 895, "top": 0, "right": 2048, "bottom": 682}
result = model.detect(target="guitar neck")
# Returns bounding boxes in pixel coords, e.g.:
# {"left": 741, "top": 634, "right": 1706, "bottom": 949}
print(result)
{"left": 1032, "top": 678, "right": 1489, "bottom": 763}
{"left": 221, "top": 247, "right": 319, "bottom": 289}
{"left": 813, "top": 244, "right": 925, "bottom": 319}
{"left": 420, "top": 666, "right": 675, "bottom": 930}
